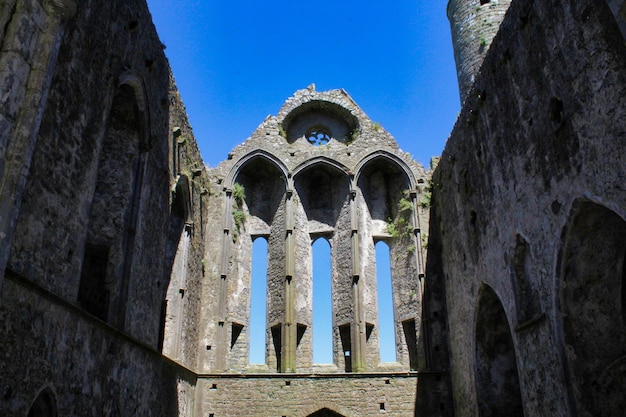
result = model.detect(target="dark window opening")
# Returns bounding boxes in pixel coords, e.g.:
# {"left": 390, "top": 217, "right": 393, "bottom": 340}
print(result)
{"left": 231, "top": 323, "right": 244, "bottom": 349}
{"left": 271, "top": 324, "right": 282, "bottom": 372}
{"left": 28, "top": 388, "right": 57, "bottom": 417}
{"left": 366, "top": 323, "right": 375, "bottom": 342}
{"left": 339, "top": 323, "right": 352, "bottom": 372}
{"left": 402, "top": 319, "right": 419, "bottom": 370}
{"left": 480, "top": 0, "right": 490, "bottom": 5}
{"left": 297, "top": 323, "right": 307, "bottom": 347}
{"left": 78, "top": 244, "right": 110, "bottom": 322}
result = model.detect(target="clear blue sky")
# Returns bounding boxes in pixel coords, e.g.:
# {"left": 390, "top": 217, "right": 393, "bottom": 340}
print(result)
{"left": 146, "top": 0, "right": 460, "bottom": 168}
{"left": 147, "top": 0, "right": 460, "bottom": 366}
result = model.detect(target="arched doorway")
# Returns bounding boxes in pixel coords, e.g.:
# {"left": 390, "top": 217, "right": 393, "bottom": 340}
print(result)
{"left": 475, "top": 285, "right": 524, "bottom": 417}
{"left": 307, "top": 408, "right": 345, "bottom": 417}
{"left": 558, "top": 200, "right": 626, "bottom": 416}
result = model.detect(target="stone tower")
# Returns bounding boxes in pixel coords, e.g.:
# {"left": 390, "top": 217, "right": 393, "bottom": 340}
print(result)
{"left": 447, "top": 0, "right": 512, "bottom": 101}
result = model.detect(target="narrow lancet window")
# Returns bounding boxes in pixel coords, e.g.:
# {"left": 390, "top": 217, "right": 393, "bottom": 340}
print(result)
{"left": 249, "top": 237, "right": 268, "bottom": 364}
{"left": 312, "top": 238, "right": 333, "bottom": 364}
{"left": 376, "top": 241, "right": 396, "bottom": 362}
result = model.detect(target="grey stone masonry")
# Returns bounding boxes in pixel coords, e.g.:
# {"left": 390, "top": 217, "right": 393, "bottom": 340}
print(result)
{"left": 447, "top": 0, "right": 512, "bottom": 102}
{"left": 202, "top": 86, "right": 432, "bottom": 375}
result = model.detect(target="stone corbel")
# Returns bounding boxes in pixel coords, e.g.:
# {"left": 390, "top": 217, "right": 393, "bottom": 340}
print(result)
{"left": 43, "top": 0, "right": 77, "bottom": 21}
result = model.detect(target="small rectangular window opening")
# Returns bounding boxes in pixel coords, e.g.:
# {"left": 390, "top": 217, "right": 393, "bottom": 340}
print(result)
{"left": 380, "top": 402, "right": 386, "bottom": 410}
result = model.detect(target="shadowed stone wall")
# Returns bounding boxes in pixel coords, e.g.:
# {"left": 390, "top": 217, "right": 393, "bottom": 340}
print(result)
{"left": 0, "top": 1, "right": 207, "bottom": 415}
{"left": 429, "top": 0, "right": 626, "bottom": 415}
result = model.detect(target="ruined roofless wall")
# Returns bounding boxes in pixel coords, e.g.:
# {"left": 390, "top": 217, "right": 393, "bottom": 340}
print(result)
{"left": 429, "top": 0, "right": 626, "bottom": 415}
{"left": 0, "top": 0, "right": 207, "bottom": 415}
{"left": 194, "top": 87, "right": 451, "bottom": 415}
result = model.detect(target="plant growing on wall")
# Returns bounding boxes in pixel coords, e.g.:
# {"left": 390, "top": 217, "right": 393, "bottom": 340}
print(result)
{"left": 387, "top": 192, "right": 414, "bottom": 240}
{"left": 232, "top": 182, "right": 246, "bottom": 242}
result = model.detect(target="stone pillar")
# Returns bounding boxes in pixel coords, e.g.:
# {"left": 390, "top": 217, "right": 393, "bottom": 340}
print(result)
{"left": 215, "top": 189, "right": 233, "bottom": 371}
{"left": 349, "top": 183, "right": 366, "bottom": 372}
{"left": 0, "top": 0, "right": 76, "bottom": 289}
{"left": 410, "top": 190, "right": 429, "bottom": 370}
{"left": 282, "top": 184, "right": 296, "bottom": 372}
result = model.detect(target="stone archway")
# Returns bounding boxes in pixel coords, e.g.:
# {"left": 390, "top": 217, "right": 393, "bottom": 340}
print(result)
{"left": 557, "top": 200, "right": 626, "bottom": 416}
{"left": 28, "top": 388, "right": 57, "bottom": 417}
{"left": 474, "top": 285, "right": 524, "bottom": 417}
{"left": 307, "top": 408, "right": 346, "bottom": 417}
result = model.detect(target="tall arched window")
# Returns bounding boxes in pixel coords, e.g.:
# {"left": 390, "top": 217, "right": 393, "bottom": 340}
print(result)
{"left": 376, "top": 241, "right": 396, "bottom": 362}
{"left": 250, "top": 237, "right": 268, "bottom": 364}
{"left": 79, "top": 83, "right": 144, "bottom": 327}
{"left": 312, "top": 238, "right": 333, "bottom": 364}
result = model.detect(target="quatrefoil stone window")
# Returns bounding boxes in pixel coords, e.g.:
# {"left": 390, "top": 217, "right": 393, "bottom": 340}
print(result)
{"left": 306, "top": 128, "right": 331, "bottom": 146}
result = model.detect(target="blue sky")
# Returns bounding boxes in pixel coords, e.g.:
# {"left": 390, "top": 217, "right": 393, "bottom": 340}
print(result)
{"left": 146, "top": 1, "right": 461, "bottom": 168}
{"left": 146, "top": 1, "right": 460, "bottom": 365}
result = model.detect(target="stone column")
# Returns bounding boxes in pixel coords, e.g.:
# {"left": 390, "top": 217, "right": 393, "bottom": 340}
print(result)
{"left": 0, "top": 0, "right": 76, "bottom": 288}
{"left": 350, "top": 182, "right": 366, "bottom": 372}
{"left": 215, "top": 188, "right": 233, "bottom": 371}
{"left": 410, "top": 190, "right": 428, "bottom": 370}
{"left": 282, "top": 184, "right": 296, "bottom": 372}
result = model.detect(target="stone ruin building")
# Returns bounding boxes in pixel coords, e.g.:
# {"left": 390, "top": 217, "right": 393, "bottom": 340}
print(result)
{"left": 0, "top": 0, "right": 625, "bottom": 416}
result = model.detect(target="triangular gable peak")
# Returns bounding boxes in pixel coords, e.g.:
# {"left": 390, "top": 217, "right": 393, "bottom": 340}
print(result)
{"left": 211, "top": 86, "right": 426, "bottom": 186}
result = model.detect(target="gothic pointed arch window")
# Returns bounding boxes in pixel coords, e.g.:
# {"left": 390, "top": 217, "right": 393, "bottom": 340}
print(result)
{"left": 79, "top": 79, "right": 147, "bottom": 328}
{"left": 28, "top": 388, "right": 57, "bottom": 417}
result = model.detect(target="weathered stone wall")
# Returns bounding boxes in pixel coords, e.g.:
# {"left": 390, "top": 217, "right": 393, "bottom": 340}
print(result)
{"left": 0, "top": 271, "right": 197, "bottom": 417}
{"left": 161, "top": 73, "right": 209, "bottom": 371}
{"left": 195, "top": 374, "right": 418, "bottom": 417}
{"left": 1, "top": 0, "right": 208, "bottom": 415}
{"left": 200, "top": 87, "right": 431, "bottom": 377}
{"left": 0, "top": 0, "right": 77, "bottom": 288}
{"left": 7, "top": 0, "right": 171, "bottom": 345}
{"left": 430, "top": 0, "right": 626, "bottom": 415}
